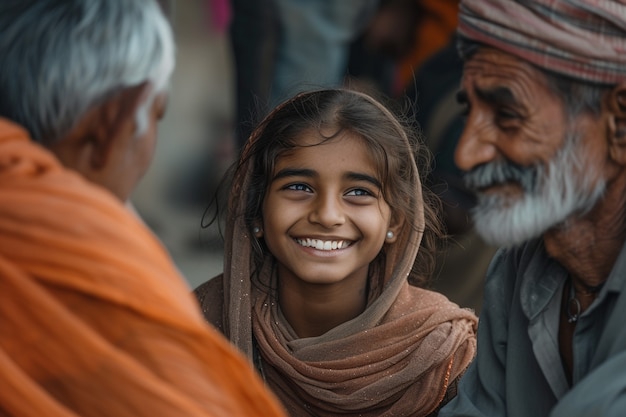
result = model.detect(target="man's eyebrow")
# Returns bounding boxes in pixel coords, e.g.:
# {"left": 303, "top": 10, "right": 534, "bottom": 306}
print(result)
{"left": 474, "top": 85, "right": 518, "bottom": 107}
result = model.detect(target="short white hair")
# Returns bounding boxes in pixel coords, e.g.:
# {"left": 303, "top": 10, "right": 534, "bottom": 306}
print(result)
{"left": 0, "top": 0, "right": 175, "bottom": 143}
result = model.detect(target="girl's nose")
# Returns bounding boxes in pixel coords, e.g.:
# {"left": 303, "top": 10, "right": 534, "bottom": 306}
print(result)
{"left": 308, "top": 194, "right": 345, "bottom": 228}
{"left": 455, "top": 112, "right": 498, "bottom": 172}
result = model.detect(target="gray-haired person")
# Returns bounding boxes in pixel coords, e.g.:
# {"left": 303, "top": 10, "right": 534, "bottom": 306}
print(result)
{"left": 0, "top": 1, "right": 286, "bottom": 416}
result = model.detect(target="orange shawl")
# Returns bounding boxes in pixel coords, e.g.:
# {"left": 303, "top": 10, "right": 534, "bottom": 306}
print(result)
{"left": 0, "top": 119, "right": 286, "bottom": 417}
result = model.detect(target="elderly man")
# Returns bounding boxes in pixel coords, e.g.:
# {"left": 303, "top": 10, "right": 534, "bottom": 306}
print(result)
{"left": 439, "top": 1, "right": 626, "bottom": 416}
{"left": 0, "top": 1, "right": 285, "bottom": 416}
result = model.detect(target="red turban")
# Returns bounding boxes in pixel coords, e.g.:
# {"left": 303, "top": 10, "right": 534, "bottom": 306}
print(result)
{"left": 458, "top": 0, "right": 626, "bottom": 84}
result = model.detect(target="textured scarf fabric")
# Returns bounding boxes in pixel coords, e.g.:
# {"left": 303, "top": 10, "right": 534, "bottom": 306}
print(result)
{"left": 0, "top": 119, "right": 286, "bottom": 417}
{"left": 458, "top": 0, "right": 626, "bottom": 84}
{"left": 197, "top": 105, "right": 478, "bottom": 416}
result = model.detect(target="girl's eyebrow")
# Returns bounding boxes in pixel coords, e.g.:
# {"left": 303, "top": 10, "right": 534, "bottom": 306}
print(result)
{"left": 272, "top": 168, "right": 381, "bottom": 188}
{"left": 346, "top": 172, "right": 382, "bottom": 189}
{"left": 272, "top": 168, "right": 315, "bottom": 181}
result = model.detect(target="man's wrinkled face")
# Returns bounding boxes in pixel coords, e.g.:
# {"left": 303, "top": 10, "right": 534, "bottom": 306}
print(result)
{"left": 456, "top": 47, "right": 606, "bottom": 246}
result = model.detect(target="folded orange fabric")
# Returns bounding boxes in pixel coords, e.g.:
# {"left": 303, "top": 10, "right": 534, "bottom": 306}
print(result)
{"left": 0, "top": 118, "right": 286, "bottom": 417}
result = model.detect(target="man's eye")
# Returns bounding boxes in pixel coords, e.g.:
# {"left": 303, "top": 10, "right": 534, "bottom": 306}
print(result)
{"left": 496, "top": 108, "right": 519, "bottom": 120}
{"left": 495, "top": 108, "right": 523, "bottom": 131}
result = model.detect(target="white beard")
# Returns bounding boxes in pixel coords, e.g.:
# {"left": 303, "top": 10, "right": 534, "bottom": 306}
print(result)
{"left": 464, "top": 133, "right": 606, "bottom": 247}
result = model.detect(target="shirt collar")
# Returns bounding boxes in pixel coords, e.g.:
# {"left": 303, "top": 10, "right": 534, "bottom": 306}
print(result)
{"left": 520, "top": 238, "right": 626, "bottom": 321}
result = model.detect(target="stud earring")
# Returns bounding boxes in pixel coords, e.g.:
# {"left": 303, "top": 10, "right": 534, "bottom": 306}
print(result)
{"left": 386, "top": 231, "right": 394, "bottom": 239}
{"left": 253, "top": 226, "right": 261, "bottom": 234}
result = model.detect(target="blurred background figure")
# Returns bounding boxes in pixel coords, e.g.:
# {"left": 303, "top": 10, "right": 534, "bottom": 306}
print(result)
{"left": 229, "top": 0, "right": 380, "bottom": 150}
{"left": 347, "top": 0, "right": 459, "bottom": 96}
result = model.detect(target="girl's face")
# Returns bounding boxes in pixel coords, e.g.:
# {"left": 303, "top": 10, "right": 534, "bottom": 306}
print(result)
{"left": 260, "top": 130, "right": 400, "bottom": 290}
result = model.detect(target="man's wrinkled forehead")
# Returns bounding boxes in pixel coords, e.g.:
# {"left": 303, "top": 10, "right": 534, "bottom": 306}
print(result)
{"left": 460, "top": 47, "right": 553, "bottom": 106}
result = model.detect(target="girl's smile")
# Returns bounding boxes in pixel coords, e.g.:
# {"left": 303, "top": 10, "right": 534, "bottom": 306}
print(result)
{"left": 294, "top": 237, "right": 352, "bottom": 251}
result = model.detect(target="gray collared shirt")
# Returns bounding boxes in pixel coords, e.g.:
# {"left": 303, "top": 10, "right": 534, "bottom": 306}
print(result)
{"left": 440, "top": 238, "right": 625, "bottom": 417}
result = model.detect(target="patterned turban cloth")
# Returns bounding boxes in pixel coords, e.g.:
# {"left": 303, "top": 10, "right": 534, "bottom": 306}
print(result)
{"left": 457, "top": 0, "right": 626, "bottom": 84}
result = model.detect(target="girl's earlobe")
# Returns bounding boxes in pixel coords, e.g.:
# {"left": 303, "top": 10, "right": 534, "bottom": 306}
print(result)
{"left": 385, "top": 229, "right": 399, "bottom": 243}
{"left": 385, "top": 213, "right": 404, "bottom": 243}
{"left": 253, "top": 226, "right": 263, "bottom": 237}
{"left": 385, "top": 224, "right": 401, "bottom": 243}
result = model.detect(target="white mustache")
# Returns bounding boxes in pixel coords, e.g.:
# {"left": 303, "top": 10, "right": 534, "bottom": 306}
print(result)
{"left": 463, "top": 159, "right": 542, "bottom": 194}
{"left": 465, "top": 132, "right": 605, "bottom": 247}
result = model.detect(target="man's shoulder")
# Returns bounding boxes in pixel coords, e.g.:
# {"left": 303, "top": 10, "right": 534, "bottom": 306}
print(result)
{"left": 483, "top": 238, "right": 548, "bottom": 303}
{"left": 487, "top": 239, "right": 545, "bottom": 278}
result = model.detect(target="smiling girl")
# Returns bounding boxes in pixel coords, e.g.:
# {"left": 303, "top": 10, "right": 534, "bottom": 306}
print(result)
{"left": 194, "top": 88, "right": 477, "bottom": 416}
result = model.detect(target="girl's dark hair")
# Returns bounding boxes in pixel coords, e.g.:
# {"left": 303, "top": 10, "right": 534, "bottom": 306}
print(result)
{"left": 219, "top": 88, "right": 445, "bottom": 287}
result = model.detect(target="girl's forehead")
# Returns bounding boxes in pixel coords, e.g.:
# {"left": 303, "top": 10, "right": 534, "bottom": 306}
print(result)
{"left": 292, "top": 126, "right": 342, "bottom": 146}
{"left": 281, "top": 128, "right": 375, "bottom": 153}
{"left": 272, "top": 131, "right": 383, "bottom": 175}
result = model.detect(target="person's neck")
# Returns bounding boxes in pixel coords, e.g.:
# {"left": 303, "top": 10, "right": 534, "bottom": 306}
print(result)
{"left": 278, "top": 276, "right": 368, "bottom": 339}
{"left": 544, "top": 176, "right": 626, "bottom": 290}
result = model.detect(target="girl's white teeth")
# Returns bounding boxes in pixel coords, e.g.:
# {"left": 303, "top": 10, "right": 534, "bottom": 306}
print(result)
{"left": 296, "top": 238, "right": 348, "bottom": 250}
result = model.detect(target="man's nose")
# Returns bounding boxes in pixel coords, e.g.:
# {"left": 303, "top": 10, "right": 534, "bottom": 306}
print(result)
{"left": 455, "top": 112, "right": 498, "bottom": 172}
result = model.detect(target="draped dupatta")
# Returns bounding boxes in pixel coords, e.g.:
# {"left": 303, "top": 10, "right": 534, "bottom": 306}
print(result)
{"left": 199, "top": 91, "right": 477, "bottom": 416}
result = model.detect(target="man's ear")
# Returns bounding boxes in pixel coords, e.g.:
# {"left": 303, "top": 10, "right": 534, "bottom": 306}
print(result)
{"left": 606, "top": 83, "right": 626, "bottom": 165}
{"left": 87, "top": 82, "right": 153, "bottom": 170}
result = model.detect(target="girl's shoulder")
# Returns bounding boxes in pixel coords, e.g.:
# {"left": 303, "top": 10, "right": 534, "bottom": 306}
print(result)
{"left": 404, "top": 284, "right": 478, "bottom": 320}
{"left": 193, "top": 275, "right": 226, "bottom": 334}
{"left": 405, "top": 284, "right": 457, "bottom": 305}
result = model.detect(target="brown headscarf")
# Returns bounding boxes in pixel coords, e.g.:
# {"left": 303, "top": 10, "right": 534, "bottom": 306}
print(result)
{"left": 0, "top": 118, "right": 286, "bottom": 417}
{"left": 196, "top": 89, "right": 477, "bottom": 416}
